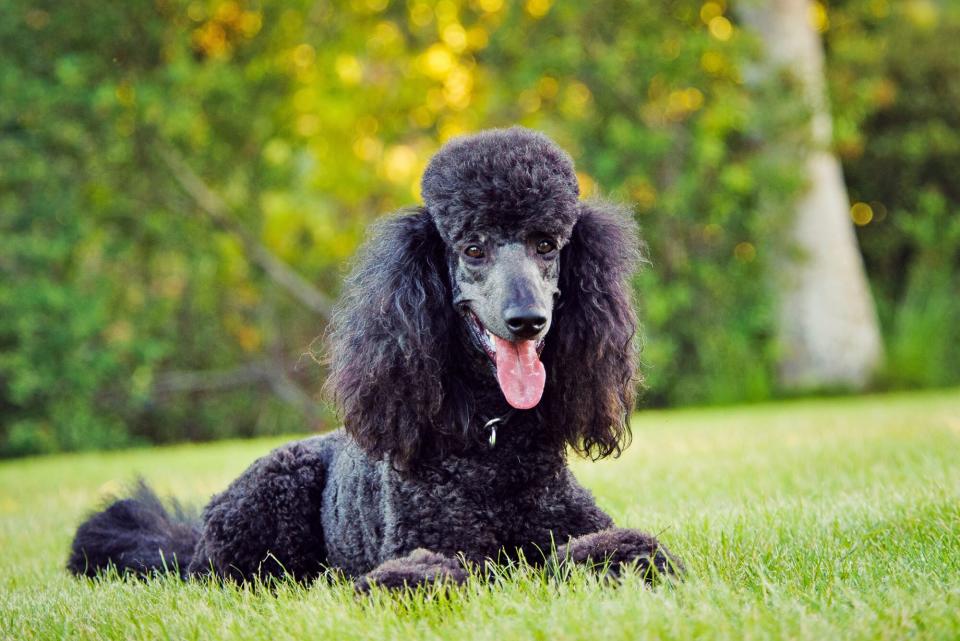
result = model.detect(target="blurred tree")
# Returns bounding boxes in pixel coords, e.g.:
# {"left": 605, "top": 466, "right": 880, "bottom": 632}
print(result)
{"left": 2, "top": 0, "right": 956, "bottom": 457}
{"left": 737, "top": 0, "right": 883, "bottom": 390}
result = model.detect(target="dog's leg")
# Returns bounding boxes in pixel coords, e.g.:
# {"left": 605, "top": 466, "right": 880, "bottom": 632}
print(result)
{"left": 511, "top": 470, "right": 682, "bottom": 582}
{"left": 353, "top": 549, "right": 468, "bottom": 593}
{"left": 188, "top": 438, "right": 330, "bottom": 582}
{"left": 551, "top": 527, "right": 682, "bottom": 583}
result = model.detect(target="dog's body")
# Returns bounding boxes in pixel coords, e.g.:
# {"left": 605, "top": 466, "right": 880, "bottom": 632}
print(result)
{"left": 68, "top": 128, "right": 679, "bottom": 589}
{"left": 190, "top": 419, "right": 614, "bottom": 586}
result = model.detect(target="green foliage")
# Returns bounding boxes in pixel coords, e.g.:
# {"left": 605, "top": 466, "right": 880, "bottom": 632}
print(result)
{"left": 1, "top": 0, "right": 957, "bottom": 455}
{"left": 883, "top": 190, "right": 960, "bottom": 386}
{"left": 827, "top": 0, "right": 960, "bottom": 388}
{"left": 2, "top": 391, "right": 959, "bottom": 639}
{"left": 0, "top": 0, "right": 324, "bottom": 455}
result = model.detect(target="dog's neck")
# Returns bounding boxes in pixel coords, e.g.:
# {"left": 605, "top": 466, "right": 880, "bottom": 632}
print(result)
{"left": 402, "top": 403, "right": 568, "bottom": 486}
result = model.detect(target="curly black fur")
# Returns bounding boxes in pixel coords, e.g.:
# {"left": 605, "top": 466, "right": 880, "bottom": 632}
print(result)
{"left": 67, "top": 127, "right": 679, "bottom": 590}
{"left": 68, "top": 481, "right": 199, "bottom": 579}
{"left": 543, "top": 200, "right": 644, "bottom": 461}
{"left": 325, "top": 209, "right": 473, "bottom": 466}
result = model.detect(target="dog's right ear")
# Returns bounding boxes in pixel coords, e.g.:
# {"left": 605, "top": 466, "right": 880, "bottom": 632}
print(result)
{"left": 325, "top": 208, "right": 459, "bottom": 467}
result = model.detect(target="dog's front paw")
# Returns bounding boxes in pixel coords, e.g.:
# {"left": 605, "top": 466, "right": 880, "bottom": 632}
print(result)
{"left": 553, "top": 527, "right": 683, "bottom": 583}
{"left": 354, "top": 549, "right": 468, "bottom": 593}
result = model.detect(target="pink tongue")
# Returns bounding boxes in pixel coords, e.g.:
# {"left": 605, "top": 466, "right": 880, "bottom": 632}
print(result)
{"left": 493, "top": 336, "right": 546, "bottom": 410}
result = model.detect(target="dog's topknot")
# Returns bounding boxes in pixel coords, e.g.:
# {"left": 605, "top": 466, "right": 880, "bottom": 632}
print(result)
{"left": 421, "top": 127, "right": 581, "bottom": 244}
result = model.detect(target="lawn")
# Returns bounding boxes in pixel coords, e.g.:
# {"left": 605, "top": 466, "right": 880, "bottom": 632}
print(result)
{"left": 1, "top": 389, "right": 959, "bottom": 640}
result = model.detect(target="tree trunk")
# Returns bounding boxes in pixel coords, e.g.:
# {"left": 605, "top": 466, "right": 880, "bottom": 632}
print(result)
{"left": 737, "top": 0, "right": 884, "bottom": 389}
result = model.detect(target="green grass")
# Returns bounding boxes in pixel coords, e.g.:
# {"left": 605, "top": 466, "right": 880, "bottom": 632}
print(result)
{"left": 2, "top": 389, "right": 959, "bottom": 640}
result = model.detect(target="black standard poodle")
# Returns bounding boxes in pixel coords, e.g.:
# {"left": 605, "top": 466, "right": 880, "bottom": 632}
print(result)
{"left": 68, "top": 127, "right": 681, "bottom": 590}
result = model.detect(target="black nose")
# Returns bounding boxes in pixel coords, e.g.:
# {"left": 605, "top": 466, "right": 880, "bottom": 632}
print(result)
{"left": 504, "top": 308, "right": 547, "bottom": 339}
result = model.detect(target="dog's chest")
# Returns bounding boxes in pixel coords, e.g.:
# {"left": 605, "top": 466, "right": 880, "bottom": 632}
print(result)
{"left": 383, "top": 448, "right": 568, "bottom": 558}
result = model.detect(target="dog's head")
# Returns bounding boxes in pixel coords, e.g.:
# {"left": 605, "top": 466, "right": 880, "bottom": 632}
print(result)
{"left": 421, "top": 128, "right": 580, "bottom": 410}
{"left": 327, "top": 127, "right": 642, "bottom": 466}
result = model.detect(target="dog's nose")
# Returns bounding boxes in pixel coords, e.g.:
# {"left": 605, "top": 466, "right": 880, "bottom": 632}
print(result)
{"left": 504, "top": 308, "right": 547, "bottom": 339}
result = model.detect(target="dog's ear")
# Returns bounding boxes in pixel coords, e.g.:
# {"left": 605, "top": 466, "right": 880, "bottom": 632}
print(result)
{"left": 325, "top": 208, "right": 462, "bottom": 467}
{"left": 543, "top": 200, "right": 644, "bottom": 459}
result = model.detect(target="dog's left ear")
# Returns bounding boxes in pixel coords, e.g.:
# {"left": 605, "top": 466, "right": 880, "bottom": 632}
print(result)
{"left": 325, "top": 208, "right": 463, "bottom": 467}
{"left": 542, "top": 200, "right": 644, "bottom": 459}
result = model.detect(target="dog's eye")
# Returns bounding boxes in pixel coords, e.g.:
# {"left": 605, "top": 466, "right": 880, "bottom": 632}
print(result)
{"left": 536, "top": 239, "right": 556, "bottom": 255}
{"left": 464, "top": 244, "right": 484, "bottom": 259}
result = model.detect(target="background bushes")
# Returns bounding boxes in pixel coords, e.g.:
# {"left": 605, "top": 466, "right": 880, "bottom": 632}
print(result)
{"left": 1, "top": 0, "right": 957, "bottom": 456}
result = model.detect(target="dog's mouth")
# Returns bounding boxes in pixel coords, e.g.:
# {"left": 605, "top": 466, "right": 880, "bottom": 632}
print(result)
{"left": 465, "top": 309, "right": 546, "bottom": 410}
